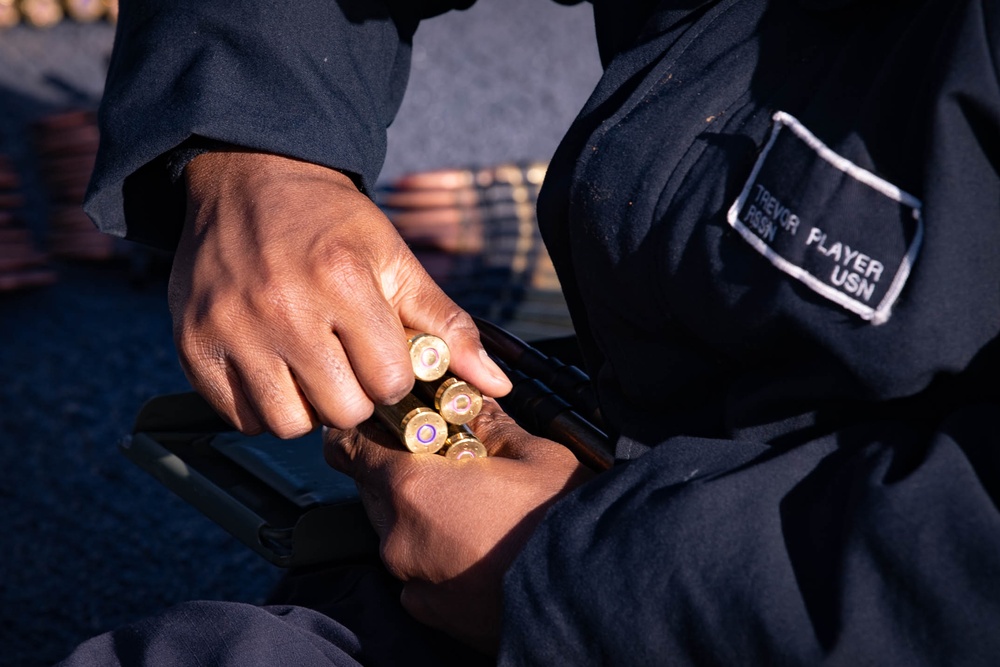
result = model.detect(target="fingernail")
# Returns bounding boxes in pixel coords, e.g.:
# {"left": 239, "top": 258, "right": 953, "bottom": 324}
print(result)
{"left": 480, "top": 348, "right": 510, "bottom": 386}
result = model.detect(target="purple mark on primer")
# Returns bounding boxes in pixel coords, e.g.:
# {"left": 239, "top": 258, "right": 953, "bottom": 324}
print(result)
{"left": 420, "top": 349, "right": 439, "bottom": 367}
{"left": 416, "top": 424, "right": 438, "bottom": 444}
{"left": 450, "top": 395, "right": 472, "bottom": 414}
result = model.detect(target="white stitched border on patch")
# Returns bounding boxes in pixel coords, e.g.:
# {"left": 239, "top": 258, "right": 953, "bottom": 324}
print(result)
{"left": 773, "top": 111, "right": 922, "bottom": 210}
{"left": 726, "top": 111, "right": 923, "bottom": 325}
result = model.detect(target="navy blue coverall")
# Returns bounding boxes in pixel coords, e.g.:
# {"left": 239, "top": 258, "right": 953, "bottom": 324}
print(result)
{"left": 62, "top": 0, "right": 1000, "bottom": 664}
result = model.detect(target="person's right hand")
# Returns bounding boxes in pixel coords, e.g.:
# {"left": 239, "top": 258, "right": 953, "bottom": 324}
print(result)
{"left": 169, "top": 150, "right": 511, "bottom": 437}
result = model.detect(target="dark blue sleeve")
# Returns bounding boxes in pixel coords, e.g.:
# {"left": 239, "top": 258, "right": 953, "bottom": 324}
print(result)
{"left": 498, "top": 405, "right": 1000, "bottom": 665}
{"left": 498, "top": 1, "right": 1000, "bottom": 664}
{"left": 85, "top": 0, "right": 473, "bottom": 249}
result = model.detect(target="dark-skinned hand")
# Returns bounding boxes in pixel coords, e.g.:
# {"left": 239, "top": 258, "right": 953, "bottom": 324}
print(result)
{"left": 170, "top": 151, "right": 511, "bottom": 437}
{"left": 324, "top": 398, "right": 595, "bottom": 653}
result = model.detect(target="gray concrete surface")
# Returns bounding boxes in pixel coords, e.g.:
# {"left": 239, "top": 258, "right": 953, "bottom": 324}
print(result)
{"left": 0, "top": 3, "right": 601, "bottom": 665}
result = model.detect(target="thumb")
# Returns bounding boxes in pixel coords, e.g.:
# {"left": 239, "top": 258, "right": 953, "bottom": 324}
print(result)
{"left": 394, "top": 259, "right": 511, "bottom": 398}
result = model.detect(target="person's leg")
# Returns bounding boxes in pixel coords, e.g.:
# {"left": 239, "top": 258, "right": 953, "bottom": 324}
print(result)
{"left": 265, "top": 561, "right": 493, "bottom": 667}
{"left": 57, "top": 562, "right": 492, "bottom": 667}
{"left": 57, "top": 601, "right": 365, "bottom": 667}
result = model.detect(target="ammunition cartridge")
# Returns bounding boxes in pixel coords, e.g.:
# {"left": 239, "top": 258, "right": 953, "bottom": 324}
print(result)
{"left": 19, "top": 0, "right": 63, "bottom": 27}
{"left": 373, "top": 394, "right": 447, "bottom": 454}
{"left": 65, "top": 0, "right": 106, "bottom": 22}
{"left": 103, "top": 0, "right": 118, "bottom": 23}
{"left": 442, "top": 425, "right": 488, "bottom": 460}
{"left": 415, "top": 375, "right": 483, "bottom": 425}
{"left": 405, "top": 330, "right": 451, "bottom": 382}
{"left": 0, "top": 0, "right": 20, "bottom": 29}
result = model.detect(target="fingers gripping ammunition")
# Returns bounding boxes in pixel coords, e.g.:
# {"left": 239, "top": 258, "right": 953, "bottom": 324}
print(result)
{"left": 442, "top": 425, "right": 488, "bottom": 460}
{"left": 406, "top": 330, "right": 451, "bottom": 382}
{"left": 374, "top": 394, "right": 448, "bottom": 454}
{"left": 416, "top": 375, "right": 483, "bottom": 425}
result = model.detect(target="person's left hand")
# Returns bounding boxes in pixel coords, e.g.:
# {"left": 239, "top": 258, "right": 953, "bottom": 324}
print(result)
{"left": 323, "top": 398, "right": 594, "bottom": 653}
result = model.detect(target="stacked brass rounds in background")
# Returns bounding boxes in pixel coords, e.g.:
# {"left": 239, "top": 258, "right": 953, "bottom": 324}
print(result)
{"left": 0, "top": 0, "right": 20, "bottom": 28}
{"left": 32, "top": 109, "right": 115, "bottom": 260}
{"left": 0, "top": 155, "right": 56, "bottom": 291}
{"left": 19, "top": 0, "right": 62, "bottom": 28}
{"left": 379, "top": 162, "right": 574, "bottom": 341}
{"left": 63, "top": 0, "right": 106, "bottom": 23}
{"left": 0, "top": 0, "right": 117, "bottom": 28}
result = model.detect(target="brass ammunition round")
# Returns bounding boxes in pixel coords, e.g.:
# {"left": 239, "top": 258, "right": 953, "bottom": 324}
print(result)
{"left": 0, "top": 228, "right": 31, "bottom": 243}
{"left": 378, "top": 187, "right": 481, "bottom": 210}
{"left": 393, "top": 168, "right": 476, "bottom": 191}
{"left": 19, "top": 0, "right": 63, "bottom": 27}
{"left": 41, "top": 153, "right": 97, "bottom": 172}
{"left": 64, "top": 0, "right": 105, "bottom": 22}
{"left": 32, "top": 109, "right": 96, "bottom": 131}
{"left": 407, "top": 331, "right": 450, "bottom": 382}
{"left": 399, "top": 407, "right": 447, "bottom": 454}
{"left": 0, "top": 268, "right": 57, "bottom": 292}
{"left": 0, "top": 0, "right": 20, "bottom": 29}
{"left": 103, "top": 0, "right": 117, "bottom": 23}
{"left": 525, "top": 162, "right": 548, "bottom": 186}
{"left": 434, "top": 376, "right": 482, "bottom": 425}
{"left": 374, "top": 394, "right": 447, "bottom": 454}
{"left": 0, "top": 193, "right": 24, "bottom": 210}
{"left": 442, "top": 427, "right": 488, "bottom": 460}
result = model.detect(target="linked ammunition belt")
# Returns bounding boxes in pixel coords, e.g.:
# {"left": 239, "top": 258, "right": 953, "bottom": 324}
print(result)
{"left": 374, "top": 330, "right": 489, "bottom": 459}
{"left": 382, "top": 324, "right": 613, "bottom": 471}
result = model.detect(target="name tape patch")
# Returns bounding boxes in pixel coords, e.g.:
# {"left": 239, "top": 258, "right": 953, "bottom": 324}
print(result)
{"left": 726, "top": 111, "right": 923, "bottom": 325}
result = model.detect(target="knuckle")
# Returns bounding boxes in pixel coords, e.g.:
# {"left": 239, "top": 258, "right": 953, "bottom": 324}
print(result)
{"left": 175, "top": 330, "right": 225, "bottom": 367}
{"left": 269, "top": 414, "right": 316, "bottom": 439}
{"left": 316, "top": 248, "right": 377, "bottom": 295}
{"left": 379, "top": 536, "right": 411, "bottom": 581}
{"left": 238, "top": 420, "right": 265, "bottom": 436}
{"left": 251, "top": 281, "right": 310, "bottom": 328}
{"left": 440, "top": 308, "right": 477, "bottom": 340}
{"left": 322, "top": 427, "right": 357, "bottom": 472}
{"left": 390, "top": 465, "right": 430, "bottom": 508}
{"left": 469, "top": 405, "right": 517, "bottom": 438}
{"left": 323, "top": 396, "right": 375, "bottom": 430}
{"left": 308, "top": 356, "right": 379, "bottom": 429}
{"left": 365, "top": 365, "right": 415, "bottom": 405}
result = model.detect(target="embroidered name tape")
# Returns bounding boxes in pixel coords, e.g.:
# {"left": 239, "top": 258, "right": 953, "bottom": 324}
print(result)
{"left": 726, "top": 111, "right": 923, "bottom": 325}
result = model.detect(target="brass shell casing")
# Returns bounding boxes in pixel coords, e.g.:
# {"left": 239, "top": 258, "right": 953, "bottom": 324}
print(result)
{"left": 19, "top": 0, "right": 62, "bottom": 27}
{"left": 406, "top": 331, "right": 450, "bottom": 382}
{"left": 64, "top": 0, "right": 105, "bottom": 22}
{"left": 374, "top": 394, "right": 447, "bottom": 454}
{"left": 442, "top": 426, "right": 488, "bottom": 460}
{"left": 431, "top": 376, "right": 482, "bottom": 425}
{"left": 0, "top": 0, "right": 20, "bottom": 29}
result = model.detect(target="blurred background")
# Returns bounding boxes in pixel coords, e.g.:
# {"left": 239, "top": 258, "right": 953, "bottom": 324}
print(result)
{"left": 0, "top": 1, "right": 601, "bottom": 664}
